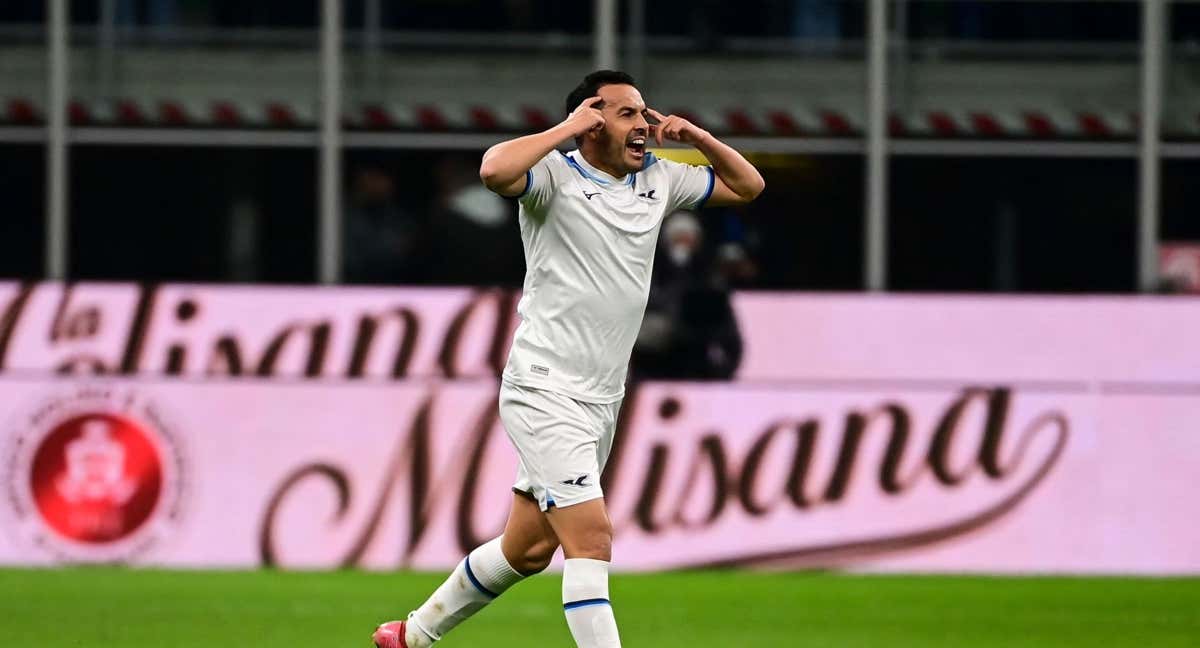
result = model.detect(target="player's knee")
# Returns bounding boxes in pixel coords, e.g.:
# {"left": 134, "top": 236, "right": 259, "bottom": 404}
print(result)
{"left": 514, "top": 537, "right": 559, "bottom": 574}
{"left": 562, "top": 524, "right": 613, "bottom": 561}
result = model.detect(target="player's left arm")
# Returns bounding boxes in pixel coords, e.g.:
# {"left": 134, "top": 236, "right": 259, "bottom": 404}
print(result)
{"left": 646, "top": 108, "right": 765, "bottom": 207}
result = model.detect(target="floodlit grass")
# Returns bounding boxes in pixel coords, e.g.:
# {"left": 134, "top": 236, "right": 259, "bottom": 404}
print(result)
{"left": 1, "top": 568, "right": 1197, "bottom": 647}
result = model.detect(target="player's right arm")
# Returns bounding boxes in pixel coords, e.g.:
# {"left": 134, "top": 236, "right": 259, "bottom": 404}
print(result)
{"left": 479, "top": 96, "right": 605, "bottom": 197}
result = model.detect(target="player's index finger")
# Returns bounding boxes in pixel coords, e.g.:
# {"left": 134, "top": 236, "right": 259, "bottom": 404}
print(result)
{"left": 583, "top": 95, "right": 604, "bottom": 107}
{"left": 645, "top": 107, "right": 667, "bottom": 120}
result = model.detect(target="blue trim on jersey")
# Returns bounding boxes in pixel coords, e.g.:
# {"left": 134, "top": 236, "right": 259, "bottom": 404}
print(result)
{"left": 515, "top": 169, "right": 533, "bottom": 199}
{"left": 463, "top": 556, "right": 499, "bottom": 598}
{"left": 640, "top": 151, "right": 659, "bottom": 170}
{"left": 564, "top": 598, "right": 611, "bottom": 611}
{"left": 563, "top": 153, "right": 610, "bottom": 185}
{"left": 546, "top": 497, "right": 556, "bottom": 507}
{"left": 564, "top": 152, "right": 636, "bottom": 186}
{"left": 695, "top": 166, "right": 716, "bottom": 210}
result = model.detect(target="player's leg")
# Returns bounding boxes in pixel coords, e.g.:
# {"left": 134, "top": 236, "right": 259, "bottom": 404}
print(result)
{"left": 501, "top": 489, "right": 561, "bottom": 573}
{"left": 540, "top": 395, "right": 624, "bottom": 648}
{"left": 373, "top": 493, "right": 559, "bottom": 648}
{"left": 546, "top": 499, "right": 622, "bottom": 648}
{"left": 374, "top": 382, "right": 562, "bottom": 648}
{"left": 404, "top": 493, "right": 558, "bottom": 644}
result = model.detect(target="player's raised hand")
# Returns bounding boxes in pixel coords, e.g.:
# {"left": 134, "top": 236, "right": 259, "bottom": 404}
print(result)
{"left": 646, "top": 108, "right": 711, "bottom": 147}
{"left": 563, "top": 96, "right": 606, "bottom": 137}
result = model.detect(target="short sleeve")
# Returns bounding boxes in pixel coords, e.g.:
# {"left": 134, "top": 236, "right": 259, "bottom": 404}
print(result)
{"left": 662, "top": 159, "right": 716, "bottom": 213}
{"left": 517, "top": 153, "right": 561, "bottom": 214}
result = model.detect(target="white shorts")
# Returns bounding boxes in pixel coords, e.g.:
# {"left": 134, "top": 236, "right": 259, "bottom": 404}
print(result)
{"left": 498, "top": 380, "right": 621, "bottom": 512}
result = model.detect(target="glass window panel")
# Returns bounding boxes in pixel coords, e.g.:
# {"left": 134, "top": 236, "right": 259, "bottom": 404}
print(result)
{"left": 736, "top": 154, "right": 863, "bottom": 290}
{"left": 1167, "top": 1, "right": 1200, "bottom": 140}
{"left": 632, "top": 0, "right": 867, "bottom": 139}
{"left": 892, "top": 1, "right": 1141, "bottom": 141}
{"left": 69, "top": 146, "right": 316, "bottom": 283}
{"left": 69, "top": 1, "right": 319, "bottom": 131}
{"left": 1, "top": 3, "right": 45, "bottom": 126}
{"left": 889, "top": 157, "right": 1137, "bottom": 292}
{"left": 0, "top": 145, "right": 45, "bottom": 278}
{"left": 1162, "top": 160, "right": 1200, "bottom": 242}
{"left": 0, "top": 4, "right": 45, "bottom": 278}
{"left": 342, "top": 1, "right": 590, "bottom": 137}
{"left": 623, "top": 0, "right": 869, "bottom": 289}
{"left": 339, "top": 149, "right": 862, "bottom": 290}
{"left": 341, "top": 148, "right": 527, "bottom": 287}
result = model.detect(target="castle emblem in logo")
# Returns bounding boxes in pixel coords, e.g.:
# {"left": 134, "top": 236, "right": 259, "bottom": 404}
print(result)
{"left": 3, "top": 387, "right": 186, "bottom": 562}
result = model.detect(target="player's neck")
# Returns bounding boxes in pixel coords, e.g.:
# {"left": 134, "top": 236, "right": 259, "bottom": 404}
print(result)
{"left": 577, "top": 149, "right": 628, "bottom": 182}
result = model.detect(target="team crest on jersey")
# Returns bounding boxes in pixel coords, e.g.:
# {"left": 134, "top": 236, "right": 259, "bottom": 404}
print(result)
{"left": 1, "top": 385, "right": 188, "bottom": 563}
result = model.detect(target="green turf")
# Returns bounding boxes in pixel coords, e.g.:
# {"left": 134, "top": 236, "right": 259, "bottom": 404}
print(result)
{"left": 1, "top": 568, "right": 1197, "bottom": 647}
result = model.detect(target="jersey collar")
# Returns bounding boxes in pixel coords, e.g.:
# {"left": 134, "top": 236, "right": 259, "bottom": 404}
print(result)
{"left": 563, "top": 150, "right": 636, "bottom": 186}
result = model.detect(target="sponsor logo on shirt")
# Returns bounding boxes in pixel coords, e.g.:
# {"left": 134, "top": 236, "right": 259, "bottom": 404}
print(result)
{"left": 530, "top": 364, "right": 550, "bottom": 376}
{"left": 636, "top": 189, "right": 657, "bottom": 201}
{"left": 582, "top": 190, "right": 601, "bottom": 201}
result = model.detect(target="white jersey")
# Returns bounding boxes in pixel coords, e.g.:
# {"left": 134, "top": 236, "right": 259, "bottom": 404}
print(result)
{"left": 501, "top": 149, "right": 715, "bottom": 403}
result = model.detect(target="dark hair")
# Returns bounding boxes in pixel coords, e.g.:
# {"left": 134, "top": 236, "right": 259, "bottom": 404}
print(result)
{"left": 564, "top": 69, "right": 638, "bottom": 117}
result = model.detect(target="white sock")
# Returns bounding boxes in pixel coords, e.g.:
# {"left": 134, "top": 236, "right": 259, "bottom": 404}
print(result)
{"left": 405, "top": 536, "right": 525, "bottom": 647}
{"left": 562, "top": 558, "right": 622, "bottom": 648}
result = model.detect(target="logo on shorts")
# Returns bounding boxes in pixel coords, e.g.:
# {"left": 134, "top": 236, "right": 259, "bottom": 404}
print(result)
{"left": 530, "top": 364, "right": 550, "bottom": 377}
{"left": 561, "top": 475, "right": 590, "bottom": 487}
{"left": 1, "top": 386, "right": 188, "bottom": 563}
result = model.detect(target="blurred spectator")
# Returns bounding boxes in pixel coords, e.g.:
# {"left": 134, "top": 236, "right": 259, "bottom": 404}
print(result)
{"left": 715, "top": 241, "right": 760, "bottom": 288}
{"left": 428, "top": 155, "right": 524, "bottom": 287}
{"left": 711, "top": 210, "right": 761, "bottom": 288}
{"left": 633, "top": 212, "right": 743, "bottom": 380}
{"left": 343, "top": 166, "right": 425, "bottom": 284}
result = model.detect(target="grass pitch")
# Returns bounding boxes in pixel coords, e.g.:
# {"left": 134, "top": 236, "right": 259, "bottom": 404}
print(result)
{"left": 1, "top": 568, "right": 1197, "bottom": 647}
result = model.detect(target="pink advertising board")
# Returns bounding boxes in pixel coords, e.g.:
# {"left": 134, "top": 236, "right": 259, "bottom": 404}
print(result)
{"left": 0, "top": 283, "right": 1196, "bottom": 574}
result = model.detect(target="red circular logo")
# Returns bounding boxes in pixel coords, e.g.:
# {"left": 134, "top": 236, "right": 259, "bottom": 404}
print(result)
{"left": 28, "top": 413, "right": 164, "bottom": 544}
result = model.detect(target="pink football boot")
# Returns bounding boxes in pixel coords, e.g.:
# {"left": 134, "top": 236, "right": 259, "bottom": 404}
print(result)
{"left": 372, "top": 620, "right": 409, "bottom": 648}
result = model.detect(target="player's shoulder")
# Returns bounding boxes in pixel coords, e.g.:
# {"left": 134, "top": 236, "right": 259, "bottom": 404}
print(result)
{"left": 520, "top": 151, "right": 574, "bottom": 199}
{"left": 639, "top": 152, "right": 700, "bottom": 177}
{"left": 636, "top": 152, "right": 686, "bottom": 183}
{"left": 532, "top": 149, "right": 576, "bottom": 182}
{"left": 542, "top": 149, "right": 564, "bottom": 162}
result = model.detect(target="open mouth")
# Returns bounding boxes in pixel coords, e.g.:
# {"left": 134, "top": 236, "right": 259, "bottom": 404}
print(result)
{"left": 626, "top": 137, "right": 646, "bottom": 160}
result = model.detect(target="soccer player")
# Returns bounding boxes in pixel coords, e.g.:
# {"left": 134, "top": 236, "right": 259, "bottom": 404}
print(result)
{"left": 372, "top": 70, "right": 764, "bottom": 648}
